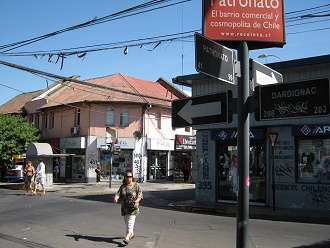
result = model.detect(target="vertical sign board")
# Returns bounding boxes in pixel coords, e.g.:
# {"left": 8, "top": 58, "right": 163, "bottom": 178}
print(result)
{"left": 255, "top": 78, "right": 330, "bottom": 121}
{"left": 203, "top": 0, "right": 286, "bottom": 49}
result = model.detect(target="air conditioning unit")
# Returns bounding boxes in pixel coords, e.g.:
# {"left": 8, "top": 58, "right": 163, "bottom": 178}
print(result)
{"left": 70, "top": 126, "right": 79, "bottom": 135}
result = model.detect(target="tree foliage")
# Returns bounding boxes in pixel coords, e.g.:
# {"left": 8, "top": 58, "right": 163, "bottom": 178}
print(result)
{"left": 0, "top": 114, "right": 40, "bottom": 167}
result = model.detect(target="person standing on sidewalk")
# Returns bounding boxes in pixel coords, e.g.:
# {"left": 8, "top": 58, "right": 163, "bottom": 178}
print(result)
{"left": 23, "top": 161, "right": 35, "bottom": 195}
{"left": 95, "top": 161, "right": 101, "bottom": 185}
{"left": 53, "top": 159, "right": 60, "bottom": 182}
{"left": 182, "top": 160, "right": 190, "bottom": 182}
{"left": 33, "top": 158, "right": 46, "bottom": 196}
{"left": 113, "top": 171, "right": 143, "bottom": 245}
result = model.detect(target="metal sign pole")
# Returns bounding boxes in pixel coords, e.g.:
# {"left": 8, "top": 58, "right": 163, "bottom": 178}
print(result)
{"left": 236, "top": 41, "right": 250, "bottom": 248}
{"left": 272, "top": 147, "right": 276, "bottom": 211}
{"left": 109, "top": 155, "right": 112, "bottom": 189}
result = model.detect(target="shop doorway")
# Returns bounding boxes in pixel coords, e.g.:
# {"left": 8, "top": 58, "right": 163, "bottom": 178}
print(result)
{"left": 218, "top": 144, "right": 266, "bottom": 203}
{"left": 148, "top": 151, "right": 167, "bottom": 180}
{"left": 72, "top": 155, "right": 85, "bottom": 181}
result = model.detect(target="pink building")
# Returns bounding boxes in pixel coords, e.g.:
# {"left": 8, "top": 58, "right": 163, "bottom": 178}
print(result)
{"left": 1, "top": 73, "right": 196, "bottom": 184}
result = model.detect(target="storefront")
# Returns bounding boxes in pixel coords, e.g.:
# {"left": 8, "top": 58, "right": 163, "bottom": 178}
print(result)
{"left": 60, "top": 137, "right": 86, "bottom": 182}
{"left": 147, "top": 138, "right": 174, "bottom": 180}
{"left": 96, "top": 137, "right": 138, "bottom": 181}
{"left": 97, "top": 137, "right": 136, "bottom": 180}
{"left": 172, "top": 135, "right": 196, "bottom": 180}
{"left": 177, "top": 55, "right": 330, "bottom": 211}
{"left": 211, "top": 128, "right": 266, "bottom": 203}
{"left": 26, "top": 142, "right": 70, "bottom": 186}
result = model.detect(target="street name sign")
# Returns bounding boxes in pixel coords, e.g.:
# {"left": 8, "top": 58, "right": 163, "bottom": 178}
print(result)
{"left": 255, "top": 78, "right": 330, "bottom": 121}
{"left": 202, "top": 0, "right": 286, "bottom": 49}
{"left": 195, "top": 32, "right": 236, "bottom": 84}
{"left": 172, "top": 91, "right": 232, "bottom": 128}
{"left": 250, "top": 59, "right": 283, "bottom": 90}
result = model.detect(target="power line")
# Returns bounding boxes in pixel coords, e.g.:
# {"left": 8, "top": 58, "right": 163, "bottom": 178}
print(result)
{"left": 0, "top": 0, "right": 191, "bottom": 52}
{"left": 0, "top": 59, "right": 174, "bottom": 103}
{"left": 0, "top": 30, "right": 197, "bottom": 57}
{"left": 0, "top": 82, "right": 173, "bottom": 123}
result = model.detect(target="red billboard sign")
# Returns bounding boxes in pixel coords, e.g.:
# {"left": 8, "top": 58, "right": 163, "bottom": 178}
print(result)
{"left": 203, "top": 0, "right": 285, "bottom": 49}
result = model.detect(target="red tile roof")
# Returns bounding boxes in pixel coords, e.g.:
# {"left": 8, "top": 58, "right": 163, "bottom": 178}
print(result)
{"left": 0, "top": 90, "right": 43, "bottom": 114}
{"left": 40, "top": 73, "right": 182, "bottom": 109}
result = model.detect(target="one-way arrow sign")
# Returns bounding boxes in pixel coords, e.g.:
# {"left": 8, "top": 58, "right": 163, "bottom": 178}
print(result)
{"left": 172, "top": 91, "right": 232, "bottom": 128}
{"left": 250, "top": 59, "right": 283, "bottom": 90}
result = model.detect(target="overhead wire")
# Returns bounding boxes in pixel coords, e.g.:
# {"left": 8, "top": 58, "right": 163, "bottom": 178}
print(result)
{"left": 0, "top": 81, "right": 172, "bottom": 122}
{"left": 0, "top": 4, "right": 329, "bottom": 59}
{"left": 0, "top": 0, "right": 191, "bottom": 53}
{"left": 0, "top": 30, "right": 198, "bottom": 57}
{"left": 0, "top": 2, "right": 329, "bottom": 122}
{"left": 0, "top": 59, "right": 174, "bottom": 103}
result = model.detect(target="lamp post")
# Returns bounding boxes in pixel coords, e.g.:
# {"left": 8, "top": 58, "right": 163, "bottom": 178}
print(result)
{"left": 258, "top": 54, "right": 284, "bottom": 62}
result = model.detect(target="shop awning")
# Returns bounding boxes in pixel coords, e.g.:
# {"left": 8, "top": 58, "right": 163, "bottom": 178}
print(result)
{"left": 26, "top": 143, "right": 74, "bottom": 157}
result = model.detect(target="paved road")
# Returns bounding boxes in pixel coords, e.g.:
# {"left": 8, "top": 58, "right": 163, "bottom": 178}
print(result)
{"left": 1, "top": 183, "right": 330, "bottom": 248}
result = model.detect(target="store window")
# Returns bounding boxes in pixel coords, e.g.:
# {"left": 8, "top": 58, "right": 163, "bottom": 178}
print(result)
{"left": 72, "top": 155, "right": 85, "bottom": 180}
{"left": 297, "top": 139, "right": 330, "bottom": 183}
{"left": 218, "top": 144, "right": 266, "bottom": 202}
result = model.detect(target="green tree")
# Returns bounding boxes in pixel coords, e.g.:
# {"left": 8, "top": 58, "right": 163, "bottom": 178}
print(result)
{"left": 0, "top": 114, "right": 40, "bottom": 168}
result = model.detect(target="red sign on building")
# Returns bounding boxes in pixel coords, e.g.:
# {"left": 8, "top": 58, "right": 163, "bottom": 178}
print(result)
{"left": 203, "top": 0, "right": 286, "bottom": 49}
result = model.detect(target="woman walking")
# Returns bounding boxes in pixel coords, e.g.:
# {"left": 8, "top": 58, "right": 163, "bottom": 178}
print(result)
{"left": 113, "top": 171, "right": 143, "bottom": 245}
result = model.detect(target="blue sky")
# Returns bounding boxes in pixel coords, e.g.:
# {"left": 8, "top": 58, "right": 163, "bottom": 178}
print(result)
{"left": 0, "top": 0, "right": 329, "bottom": 106}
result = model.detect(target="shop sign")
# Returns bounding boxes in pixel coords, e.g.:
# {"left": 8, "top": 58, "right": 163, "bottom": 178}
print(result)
{"left": 60, "top": 137, "right": 86, "bottom": 149}
{"left": 211, "top": 128, "right": 264, "bottom": 140}
{"left": 175, "top": 135, "right": 196, "bottom": 150}
{"left": 203, "top": 0, "right": 285, "bottom": 49}
{"left": 148, "top": 139, "right": 174, "bottom": 151}
{"left": 97, "top": 137, "right": 135, "bottom": 149}
{"left": 292, "top": 124, "right": 330, "bottom": 137}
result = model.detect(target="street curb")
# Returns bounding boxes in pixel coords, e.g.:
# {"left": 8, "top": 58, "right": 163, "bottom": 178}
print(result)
{"left": 169, "top": 204, "right": 330, "bottom": 224}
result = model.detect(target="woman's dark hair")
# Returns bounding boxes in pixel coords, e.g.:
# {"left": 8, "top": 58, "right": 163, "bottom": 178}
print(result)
{"left": 122, "top": 170, "right": 134, "bottom": 185}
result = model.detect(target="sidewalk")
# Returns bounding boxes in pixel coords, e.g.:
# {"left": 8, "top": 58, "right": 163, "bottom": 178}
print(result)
{"left": 1, "top": 180, "right": 329, "bottom": 224}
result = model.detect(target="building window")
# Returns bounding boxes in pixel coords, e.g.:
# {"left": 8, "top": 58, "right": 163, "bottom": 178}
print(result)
{"left": 30, "top": 114, "right": 34, "bottom": 124}
{"left": 297, "top": 138, "right": 330, "bottom": 183}
{"left": 120, "top": 108, "right": 128, "bottom": 126}
{"left": 155, "top": 111, "right": 161, "bottom": 129}
{"left": 36, "top": 113, "right": 40, "bottom": 129}
{"left": 76, "top": 108, "right": 81, "bottom": 126}
{"left": 105, "top": 107, "right": 114, "bottom": 126}
{"left": 50, "top": 112, "right": 54, "bottom": 128}
{"left": 44, "top": 113, "right": 48, "bottom": 129}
